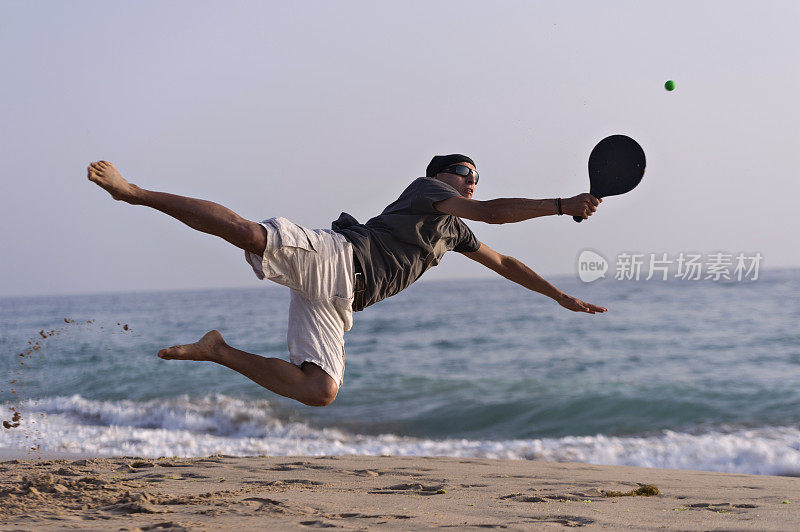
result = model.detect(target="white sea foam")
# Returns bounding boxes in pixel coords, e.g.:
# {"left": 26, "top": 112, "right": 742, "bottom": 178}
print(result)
{"left": 2, "top": 395, "right": 799, "bottom": 476}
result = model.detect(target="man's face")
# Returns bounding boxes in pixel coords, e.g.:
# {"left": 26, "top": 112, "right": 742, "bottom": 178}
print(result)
{"left": 434, "top": 162, "right": 478, "bottom": 199}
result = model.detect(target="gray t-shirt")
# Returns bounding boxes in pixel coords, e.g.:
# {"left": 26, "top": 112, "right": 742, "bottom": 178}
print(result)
{"left": 332, "top": 177, "right": 481, "bottom": 311}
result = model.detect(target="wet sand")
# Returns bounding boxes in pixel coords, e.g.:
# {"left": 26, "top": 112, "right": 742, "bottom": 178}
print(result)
{"left": 1, "top": 454, "right": 798, "bottom": 530}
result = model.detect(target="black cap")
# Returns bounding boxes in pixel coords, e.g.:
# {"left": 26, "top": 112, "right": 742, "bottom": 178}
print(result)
{"left": 426, "top": 154, "right": 476, "bottom": 177}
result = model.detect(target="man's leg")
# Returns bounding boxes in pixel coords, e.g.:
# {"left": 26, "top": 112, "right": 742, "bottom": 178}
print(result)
{"left": 87, "top": 161, "right": 266, "bottom": 255}
{"left": 158, "top": 330, "right": 338, "bottom": 407}
{"left": 88, "top": 161, "right": 338, "bottom": 406}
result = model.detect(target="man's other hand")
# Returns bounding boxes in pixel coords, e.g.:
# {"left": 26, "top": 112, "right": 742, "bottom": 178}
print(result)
{"left": 562, "top": 194, "right": 601, "bottom": 219}
{"left": 558, "top": 294, "right": 608, "bottom": 314}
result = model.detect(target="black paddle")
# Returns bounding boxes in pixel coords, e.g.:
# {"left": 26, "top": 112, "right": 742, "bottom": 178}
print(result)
{"left": 574, "top": 134, "right": 646, "bottom": 222}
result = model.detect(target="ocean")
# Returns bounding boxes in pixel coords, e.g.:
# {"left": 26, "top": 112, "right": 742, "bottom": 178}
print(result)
{"left": 2, "top": 269, "right": 799, "bottom": 476}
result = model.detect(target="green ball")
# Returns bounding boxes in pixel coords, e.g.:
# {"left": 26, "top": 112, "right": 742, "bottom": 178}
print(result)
{"left": 664, "top": 80, "right": 676, "bottom": 91}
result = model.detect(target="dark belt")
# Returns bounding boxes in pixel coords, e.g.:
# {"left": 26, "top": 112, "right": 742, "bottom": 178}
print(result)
{"left": 352, "top": 252, "right": 366, "bottom": 311}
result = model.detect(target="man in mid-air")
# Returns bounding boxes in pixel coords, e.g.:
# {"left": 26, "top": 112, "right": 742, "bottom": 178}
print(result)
{"left": 87, "top": 155, "right": 605, "bottom": 407}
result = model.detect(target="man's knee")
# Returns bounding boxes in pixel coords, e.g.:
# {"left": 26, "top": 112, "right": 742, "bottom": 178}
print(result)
{"left": 304, "top": 383, "right": 337, "bottom": 407}
{"left": 300, "top": 363, "right": 338, "bottom": 407}
{"left": 242, "top": 221, "right": 267, "bottom": 256}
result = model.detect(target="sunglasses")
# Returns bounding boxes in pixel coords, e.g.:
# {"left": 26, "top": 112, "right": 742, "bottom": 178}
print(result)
{"left": 443, "top": 164, "right": 479, "bottom": 184}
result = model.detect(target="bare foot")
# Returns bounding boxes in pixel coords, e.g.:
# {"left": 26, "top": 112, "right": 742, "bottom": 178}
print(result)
{"left": 87, "top": 160, "right": 137, "bottom": 202}
{"left": 158, "top": 330, "right": 226, "bottom": 362}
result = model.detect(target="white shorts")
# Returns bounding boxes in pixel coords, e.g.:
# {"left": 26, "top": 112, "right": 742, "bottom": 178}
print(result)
{"left": 244, "top": 217, "right": 354, "bottom": 387}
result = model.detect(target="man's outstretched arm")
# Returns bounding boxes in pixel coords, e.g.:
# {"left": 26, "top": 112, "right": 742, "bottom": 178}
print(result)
{"left": 434, "top": 193, "right": 601, "bottom": 224}
{"left": 462, "top": 243, "right": 608, "bottom": 314}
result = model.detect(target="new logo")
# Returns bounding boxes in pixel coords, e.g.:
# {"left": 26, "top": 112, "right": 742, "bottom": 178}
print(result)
{"left": 577, "top": 250, "right": 608, "bottom": 283}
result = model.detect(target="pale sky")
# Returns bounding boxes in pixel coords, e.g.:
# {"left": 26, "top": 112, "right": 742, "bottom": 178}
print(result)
{"left": 1, "top": 0, "right": 798, "bottom": 297}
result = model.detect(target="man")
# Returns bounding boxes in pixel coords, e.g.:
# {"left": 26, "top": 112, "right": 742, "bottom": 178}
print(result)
{"left": 87, "top": 155, "right": 605, "bottom": 407}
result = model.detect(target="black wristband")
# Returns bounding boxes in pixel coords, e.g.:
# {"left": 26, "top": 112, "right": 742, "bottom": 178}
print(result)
{"left": 556, "top": 198, "right": 563, "bottom": 215}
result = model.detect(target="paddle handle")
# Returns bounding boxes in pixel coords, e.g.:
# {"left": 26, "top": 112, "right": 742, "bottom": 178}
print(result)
{"left": 572, "top": 192, "right": 598, "bottom": 222}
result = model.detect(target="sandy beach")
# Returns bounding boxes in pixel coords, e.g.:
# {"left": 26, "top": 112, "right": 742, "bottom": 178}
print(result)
{"left": 0, "top": 454, "right": 797, "bottom": 531}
